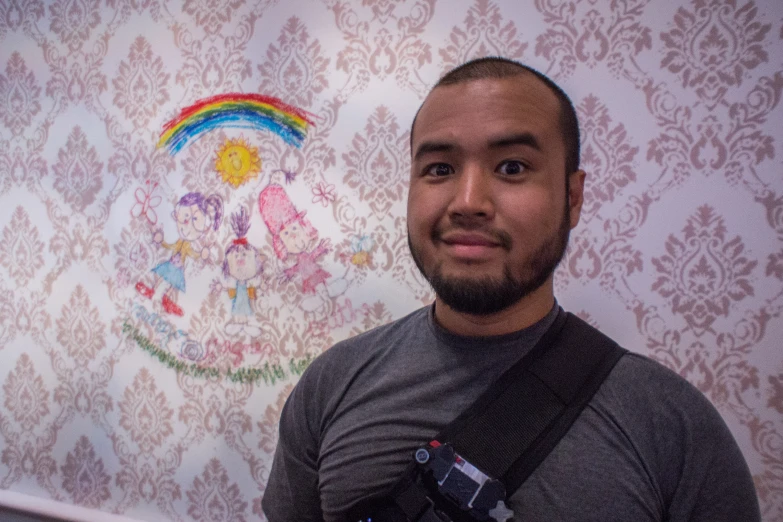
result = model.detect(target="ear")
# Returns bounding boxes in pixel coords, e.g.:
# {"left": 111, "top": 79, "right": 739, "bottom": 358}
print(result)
{"left": 567, "top": 170, "right": 586, "bottom": 230}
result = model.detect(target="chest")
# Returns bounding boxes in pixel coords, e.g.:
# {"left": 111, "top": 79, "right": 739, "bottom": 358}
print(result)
{"left": 317, "top": 397, "right": 664, "bottom": 522}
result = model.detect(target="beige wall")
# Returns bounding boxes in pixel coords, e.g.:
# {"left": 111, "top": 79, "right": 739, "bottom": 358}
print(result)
{"left": 0, "top": 0, "right": 781, "bottom": 520}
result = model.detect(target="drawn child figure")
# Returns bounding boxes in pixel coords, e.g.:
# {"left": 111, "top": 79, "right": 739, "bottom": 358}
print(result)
{"left": 211, "top": 207, "right": 267, "bottom": 337}
{"left": 136, "top": 192, "right": 224, "bottom": 317}
{"left": 258, "top": 176, "right": 347, "bottom": 319}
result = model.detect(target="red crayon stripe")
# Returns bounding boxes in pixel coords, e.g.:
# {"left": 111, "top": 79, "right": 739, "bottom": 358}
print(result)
{"left": 160, "top": 93, "right": 315, "bottom": 134}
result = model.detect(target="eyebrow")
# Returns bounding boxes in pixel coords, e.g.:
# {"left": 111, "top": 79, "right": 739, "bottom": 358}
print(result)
{"left": 488, "top": 132, "right": 541, "bottom": 151}
{"left": 413, "top": 141, "right": 454, "bottom": 161}
{"left": 413, "top": 132, "right": 541, "bottom": 161}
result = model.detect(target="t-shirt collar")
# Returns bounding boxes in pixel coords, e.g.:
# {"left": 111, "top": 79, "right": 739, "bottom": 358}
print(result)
{"left": 426, "top": 300, "right": 562, "bottom": 350}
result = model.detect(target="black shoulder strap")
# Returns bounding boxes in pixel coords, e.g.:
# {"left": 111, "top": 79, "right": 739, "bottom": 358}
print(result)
{"left": 346, "top": 310, "right": 627, "bottom": 521}
{"left": 436, "top": 309, "right": 627, "bottom": 495}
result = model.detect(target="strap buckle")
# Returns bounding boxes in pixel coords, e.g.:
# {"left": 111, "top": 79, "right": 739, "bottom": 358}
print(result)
{"left": 414, "top": 441, "right": 512, "bottom": 521}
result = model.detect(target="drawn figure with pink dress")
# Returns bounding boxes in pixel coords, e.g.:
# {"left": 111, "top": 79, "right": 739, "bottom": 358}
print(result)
{"left": 211, "top": 206, "right": 267, "bottom": 337}
{"left": 136, "top": 192, "right": 223, "bottom": 316}
{"left": 258, "top": 173, "right": 347, "bottom": 319}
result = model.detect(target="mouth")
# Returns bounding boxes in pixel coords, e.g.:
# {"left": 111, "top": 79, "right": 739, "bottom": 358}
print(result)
{"left": 438, "top": 231, "right": 506, "bottom": 260}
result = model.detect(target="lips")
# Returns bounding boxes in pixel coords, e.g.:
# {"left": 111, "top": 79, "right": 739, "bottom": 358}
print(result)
{"left": 437, "top": 226, "right": 511, "bottom": 247}
{"left": 440, "top": 233, "right": 500, "bottom": 247}
{"left": 434, "top": 231, "right": 505, "bottom": 261}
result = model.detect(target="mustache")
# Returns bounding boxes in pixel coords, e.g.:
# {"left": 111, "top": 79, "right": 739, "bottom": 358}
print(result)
{"left": 432, "top": 225, "right": 513, "bottom": 251}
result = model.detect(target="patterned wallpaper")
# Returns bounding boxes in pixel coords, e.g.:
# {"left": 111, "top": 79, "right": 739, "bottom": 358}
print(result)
{"left": 0, "top": 0, "right": 781, "bottom": 520}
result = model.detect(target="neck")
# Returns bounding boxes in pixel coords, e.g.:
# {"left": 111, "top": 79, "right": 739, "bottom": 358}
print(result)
{"left": 433, "top": 280, "right": 556, "bottom": 337}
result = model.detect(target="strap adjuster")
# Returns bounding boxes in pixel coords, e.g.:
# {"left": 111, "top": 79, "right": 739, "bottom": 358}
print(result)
{"left": 415, "top": 442, "right": 511, "bottom": 521}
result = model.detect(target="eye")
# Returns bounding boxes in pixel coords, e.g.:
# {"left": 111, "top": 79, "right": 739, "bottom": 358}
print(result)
{"left": 424, "top": 163, "right": 454, "bottom": 177}
{"left": 497, "top": 160, "right": 527, "bottom": 176}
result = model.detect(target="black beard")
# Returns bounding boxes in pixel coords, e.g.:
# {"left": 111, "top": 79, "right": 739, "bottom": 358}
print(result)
{"left": 408, "top": 201, "right": 571, "bottom": 316}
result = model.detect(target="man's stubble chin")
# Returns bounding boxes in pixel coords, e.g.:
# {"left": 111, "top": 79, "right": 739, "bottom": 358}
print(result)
{"left": 407, "top": 206, "right": 571, "bottom": 317}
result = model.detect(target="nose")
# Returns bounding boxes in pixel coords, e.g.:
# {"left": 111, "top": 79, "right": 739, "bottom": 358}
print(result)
{"left": 447, "top": 163, "right": 495, "bottom": 220}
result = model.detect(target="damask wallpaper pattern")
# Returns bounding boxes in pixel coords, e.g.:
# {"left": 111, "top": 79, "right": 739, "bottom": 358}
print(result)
{"left": 0, "top": 0, "right": 781, "bottom": 520}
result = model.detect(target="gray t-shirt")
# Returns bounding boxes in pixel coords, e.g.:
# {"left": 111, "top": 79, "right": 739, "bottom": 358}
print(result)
{"left": 262, "top": 305, "right": 760, "bottom": 521}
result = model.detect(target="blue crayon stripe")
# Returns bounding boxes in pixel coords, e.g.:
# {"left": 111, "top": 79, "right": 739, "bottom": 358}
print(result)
{"left": 166, "top": 110, "right": 307, "bottom": 154}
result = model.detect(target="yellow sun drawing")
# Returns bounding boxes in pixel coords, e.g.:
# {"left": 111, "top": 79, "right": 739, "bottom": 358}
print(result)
{"left": 215, "top": 137, "right": 261, "bottom": 187}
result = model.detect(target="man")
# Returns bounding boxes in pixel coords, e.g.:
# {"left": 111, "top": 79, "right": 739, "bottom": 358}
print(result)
{"left": 262, "top": 57, "right": 760, "bottom": 521}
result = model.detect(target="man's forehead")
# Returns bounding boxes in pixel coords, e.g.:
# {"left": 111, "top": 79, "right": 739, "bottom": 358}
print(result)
{"left": 411, "top": 75, "right": 561, "bottom": 146}
{"left": 428, "top": 74, "right": 556, "bottom": 110}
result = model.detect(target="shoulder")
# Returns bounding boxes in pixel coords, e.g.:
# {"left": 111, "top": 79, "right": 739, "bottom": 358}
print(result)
{"left": 596, "top": 352, "right": 723, "bottom": 428}
{"left": 285, "top": 306, "right": 431, "bottom": 420}
{"left": 519, "top": 348, "right": 759, "bottom": 521}
{"left": 591, "top": 352, "right": 734, "bottom": 455}
{"left": 589, "top": 351, "right": 758, "bottom": 517}
{"left": 303, "top": 305, "right": 430, "bottom": 380}
{"left": 563, "top": 314, "right": 724, "bottom": 434}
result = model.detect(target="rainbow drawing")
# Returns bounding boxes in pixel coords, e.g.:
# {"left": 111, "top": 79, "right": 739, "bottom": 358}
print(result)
{"left": 157, "top": 93, "right": 315, "bottom": 155}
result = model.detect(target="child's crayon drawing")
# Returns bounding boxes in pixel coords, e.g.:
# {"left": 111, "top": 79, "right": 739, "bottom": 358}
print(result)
{"left": 258, "top": 172, "right": 348, "bottom": 321}
{"left": 211, "top": 206, "right": 267, "bottom": 337}
{"left": 214, "top": 136, "right": 262, "bottom": 188}
{"left": 157, "top": 93, "right": 315, "bottom": 155}
{"left": 135, "top": 192, "right": 223, "bottom": 316}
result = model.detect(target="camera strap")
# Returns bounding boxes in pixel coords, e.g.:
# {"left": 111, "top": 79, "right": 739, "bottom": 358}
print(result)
{"left": 348, "top": 308, "right": 627, "bottom": 521}
{"left": 437, "top": 309, "right": 626, "bottom": 495}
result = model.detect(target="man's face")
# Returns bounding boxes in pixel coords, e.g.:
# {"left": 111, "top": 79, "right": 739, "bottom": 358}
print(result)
{"left": 407, "top": 75, "right": 584, "bottom": 316}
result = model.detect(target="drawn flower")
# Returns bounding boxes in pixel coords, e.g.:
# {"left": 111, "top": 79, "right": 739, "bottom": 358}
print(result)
{"left": 130, "top": 180, "right": 162, "bottom": 225}
{"left": 351, "top": 251, "right": 370, "bottom": 267}
{"left": 180, "top": 339, "right": 206, "bottom": 363}
{"left": 311, "top": 182, "right": 336, "bottom": 207}
{"left": 350, "top": 234, "right": 374, "bottom": 267}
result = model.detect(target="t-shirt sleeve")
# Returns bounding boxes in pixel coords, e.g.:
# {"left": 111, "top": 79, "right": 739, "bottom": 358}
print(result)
{"left": 664, "top": 387, "right": 760, "bottom": 521}
{"left": 262, "top": 362, "right": 325, "bottom": 521}
{"left": 674, "top": 442, "right": 760, "bottom": 521}
{"left": 617, "top": 355, "right": 761, "bottom": 522}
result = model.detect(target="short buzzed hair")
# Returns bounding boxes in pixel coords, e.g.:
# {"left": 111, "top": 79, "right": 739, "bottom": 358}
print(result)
{"left": 411, "top": 57, "right": 581, "bottom": 176}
